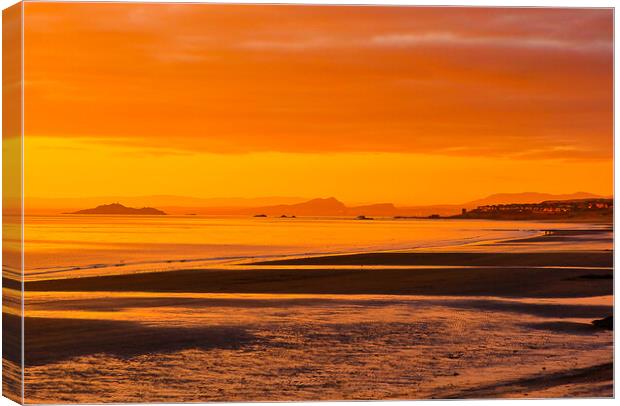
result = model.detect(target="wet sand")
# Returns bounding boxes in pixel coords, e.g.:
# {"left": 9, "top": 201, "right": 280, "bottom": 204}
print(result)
{"left": 18, "top": 251, "right": 612, "bottom": 298}
{"left": 6, "top": 228, "right": 614, "bottom": 402}
{"left": 13, "top": 290, "right": 613, "bottom": 402}
{"left": 251, "top": 251, "right": 613, "bottom": 267}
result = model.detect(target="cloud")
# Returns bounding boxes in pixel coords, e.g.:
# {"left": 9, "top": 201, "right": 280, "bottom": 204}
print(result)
{"left": 370, "top": 32, "right": 611, "bottom": 53}
{"left": 240, "top": 38, "right": 333, "bottom": 51}
{"left": 237, "top": 31, "right": 611, "bottom": 54}
{"left": 23, "top": 4, "right": 612, "bottom": 161}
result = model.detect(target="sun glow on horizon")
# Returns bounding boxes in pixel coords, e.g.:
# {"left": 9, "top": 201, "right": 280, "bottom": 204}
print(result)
{"left": 20, "top": 3, "right": 613, "bottom": 207}
{"left": 24, "top": 136, "right": 612, "bottom": 207}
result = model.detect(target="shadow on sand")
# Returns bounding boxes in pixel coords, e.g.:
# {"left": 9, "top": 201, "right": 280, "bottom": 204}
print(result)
{"left": 441, "top": 362, "right": 613, "bottom": 398}
{"left": 3, "top": 313, "right": 258, "bottom": 366}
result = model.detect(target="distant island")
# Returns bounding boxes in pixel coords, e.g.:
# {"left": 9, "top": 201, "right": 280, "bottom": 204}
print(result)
{"left": 32, "top": 191, "right": 611, "bottom": 217}
{"left": 66, "top": 203, "right": 167, "bottom": 215}
{"left": 51, "top": 192, "right": 612, "bottom": 220}
{"left": 241, "top": 194, "right": 612, "bottom": 220}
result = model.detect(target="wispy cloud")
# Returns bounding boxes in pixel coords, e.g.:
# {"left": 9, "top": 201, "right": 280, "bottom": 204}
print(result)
{"left": 240, "top": 38, "right": 333, "bottom": 51}
{"left": 370, "top": 32, "right": 612, "bottom": 53}
{"left": 239, "top": 31, "right": 611, "bottom": 54}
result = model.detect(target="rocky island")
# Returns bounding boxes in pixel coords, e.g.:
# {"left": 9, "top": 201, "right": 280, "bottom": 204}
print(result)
{"left": 66, "top": 203, "right": 166, "bottom": 215}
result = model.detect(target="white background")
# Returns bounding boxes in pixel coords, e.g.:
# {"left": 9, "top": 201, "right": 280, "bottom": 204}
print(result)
{"left": 0, "top": 1, "right": 616, "bottom": 405}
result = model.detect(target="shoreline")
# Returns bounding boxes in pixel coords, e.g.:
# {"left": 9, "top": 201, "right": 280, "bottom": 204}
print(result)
{"left": 20, "top": 226, "right": 543, "bottom": 280}
{"left": 16, "top": 226, "right": 613, "bottom": 282}
{"left": 16, "top": 250, "right": 612, "bottom": 299}
{"left": 15, "top": 227, "right": 613, "bottom": 298}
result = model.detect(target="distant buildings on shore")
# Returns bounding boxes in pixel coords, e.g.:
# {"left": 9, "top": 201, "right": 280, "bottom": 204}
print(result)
{"left": 455, "top": 198, "right": 612, "bottom": 220}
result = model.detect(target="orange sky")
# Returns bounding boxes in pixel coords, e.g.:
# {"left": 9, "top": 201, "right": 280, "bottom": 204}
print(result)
{"left": 22, "top": 3, "right": 613, "bottom": 205}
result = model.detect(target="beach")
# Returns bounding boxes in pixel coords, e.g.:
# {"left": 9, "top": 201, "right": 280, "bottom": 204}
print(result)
{"left": 16, "top": 252, "right": 612, "bottom": 297}
{"left": 1, "top": 222, "right": 612, "bottom": 402}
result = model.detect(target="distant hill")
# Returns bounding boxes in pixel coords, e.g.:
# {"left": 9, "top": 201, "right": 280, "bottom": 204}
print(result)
{"left": 465, "top": 192, "right": 603, "bottom": 207}
{"left": 252, "top": 197, "right": 348, "bottom": 216}
{"left": 349, "top": 203, "right": 398, "bottom": 216}
{"left": 242, "top": 193, "right": 610, "bottom": 217}
{"left": 40, "top": 192, "right": 610, "bottom": 217}
{"left": 28, "top": 195, "right": 307, "bottom": 214}
{"left": 68, "top": 203, "right": 166, "bottom": 215}
{"left": 247, "top": 199, "right": 455, "bottom": 217}
{"left": 250, "top": 199, "right": 411, "bottom": 217}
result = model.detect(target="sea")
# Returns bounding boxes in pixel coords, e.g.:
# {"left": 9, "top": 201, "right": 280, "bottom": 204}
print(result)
{"left": 15, "top": 215, "right": 611, "bottom": 281}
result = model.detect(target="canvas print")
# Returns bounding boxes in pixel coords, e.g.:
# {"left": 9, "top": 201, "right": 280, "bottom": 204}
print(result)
{"left": 2, "top": 2, "right": 614, "bottom": 403}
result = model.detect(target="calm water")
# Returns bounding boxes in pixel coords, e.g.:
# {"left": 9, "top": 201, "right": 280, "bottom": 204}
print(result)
{"left": 18, "top": 215, "right": 608, "bottom": 281}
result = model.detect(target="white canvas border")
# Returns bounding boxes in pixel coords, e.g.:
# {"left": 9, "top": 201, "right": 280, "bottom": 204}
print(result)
{"left": 0, "top": 1, "right": 615, "bottom": 405}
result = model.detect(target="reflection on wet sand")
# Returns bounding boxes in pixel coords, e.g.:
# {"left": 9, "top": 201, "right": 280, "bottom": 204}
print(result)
{"left": 5, "top": 226, "right": 613, "bottom": 402}
{"left": 18, "top": 291, "right": 613, "bottom": 402}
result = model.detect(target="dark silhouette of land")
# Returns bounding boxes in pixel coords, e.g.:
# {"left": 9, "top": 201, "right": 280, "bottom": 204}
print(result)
{"left": 67, "top": 203, "right": 166, "bottom": 215}
{"left": 35, "top": 191, "right": 610, "bottom": 217}
{"left": 240, "top": 194, "right": 611, "bottom": 218}
{"left": 454, "top": 199, "right": 612, "bottom": 221}
{"left": 465, "top": 192, "right": 604, "bottom": 207}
